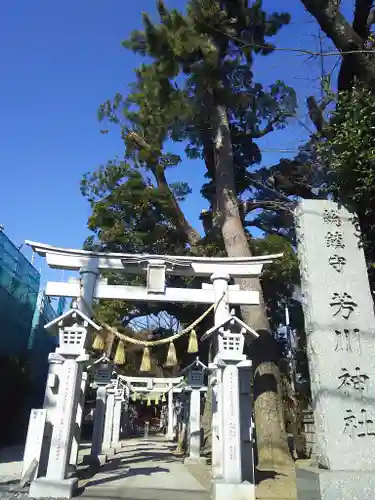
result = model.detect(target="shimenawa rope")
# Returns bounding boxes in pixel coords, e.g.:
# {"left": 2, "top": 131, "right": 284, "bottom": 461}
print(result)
{"left": 80, "top": 292, "right": 224, "bottom": 347}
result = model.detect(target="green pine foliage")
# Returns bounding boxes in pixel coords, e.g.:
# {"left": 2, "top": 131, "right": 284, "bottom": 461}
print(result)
{"left": 317, "top": 85, "right": 375, "bottom": 284}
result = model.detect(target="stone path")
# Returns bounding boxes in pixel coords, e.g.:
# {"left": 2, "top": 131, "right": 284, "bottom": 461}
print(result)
{"left": 78, "top": 436, "right": 210, "bottom": 500}
{"left": 0, "top": 439, "right": 297, "bottom": 499}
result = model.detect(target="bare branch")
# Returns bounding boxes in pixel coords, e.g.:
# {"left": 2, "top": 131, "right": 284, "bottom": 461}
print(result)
{"left": 251, "top": 116, "right": 282, "bottom": 139}
{"left": 240, "top": 200, "right": 294, "bottom": 216}
{"left": 249, "top": 178, "right": 298, "bottom": 204}
{"left": 307, "top": 96, "right": 330, "bottom": 134}
{"left": 300, "top": 0, "right": 375, "bottom": 88}
{"left": 206, "top": 22, "right": 375, "bottom": 57}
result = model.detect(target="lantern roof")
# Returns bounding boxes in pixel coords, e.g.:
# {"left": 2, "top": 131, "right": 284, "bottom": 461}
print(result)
{"left": 44, "top": 302, "right": 101, "bottom": 334}
{"left": 92, "top": 354, "right": 112, "bottom": 365}
{"left": 87, "top": 354, "right": 113, "bottom": 372}
{"left": 201, "top": 310, "right": 259, "bottom": 342}
{"left": 179, "top": 356, "right": 207, "bottom": 376}
{"left": 167, "top": 379, "right": 186, "bottom": 392}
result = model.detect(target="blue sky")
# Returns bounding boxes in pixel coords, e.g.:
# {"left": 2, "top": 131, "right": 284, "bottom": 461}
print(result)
{"left": 1, "top": 0, "right": 347, "bottom": 282}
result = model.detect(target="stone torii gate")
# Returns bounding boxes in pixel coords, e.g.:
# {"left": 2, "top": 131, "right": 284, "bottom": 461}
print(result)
{"left": 25, "top": 240, "right": 282, "bottom": 499}
{"left": 118, "top": 375, "right": 184, "bottom": 439}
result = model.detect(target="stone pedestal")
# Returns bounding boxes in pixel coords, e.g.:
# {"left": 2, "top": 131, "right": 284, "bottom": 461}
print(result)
{"left": 173, "top": 405, "right": 177, "bottom": 428}
{"left": 238, "top": 365, "right": 254, "bottom": 483}
{"left": 211, "top": 359, "right": 255, "bottom": 500}
{"left": 89, "top": 385, "right": 108, "bottom": 465}
{"left": 102, "top": 387, "right": 115, "bottom": 453}
{"left": 221, "top": 364, "right": 241, "bottom": 483}
{"left": 29, "top": 477, "right": 78, "bottom": 499}
{"left": 211, "top": 480, "right": 255, "bottom": 500}
{"left": 111, "top": 391, "right": 123, "bottom": 448}
{"left": 166, "top": 389, "right": 174, "bottom": 440}
{"left": 211, "top": 380, "right": 221, "bottom": 477}
{"left": 47, "top": 358, "right": 80, "bottom": 479}
{"left": 30, "top": 355, "right": 88, "bottom": 499}
{"left": 184, "top": 389, "right": 206, "bottom": 465}
{"left": 119, "top": 385, "right": 130, "bottom": 438}
{"left": 69, "top": 370, "right": 87, "bottom": 469}
{"left": 121, "top": 406, "right": 129, "bottom": 438}
{"left": 39, "top": 352, "right": 64, "bottom": 477}
{"left": 296, "top": 465, "right": 375, "bottom": 500}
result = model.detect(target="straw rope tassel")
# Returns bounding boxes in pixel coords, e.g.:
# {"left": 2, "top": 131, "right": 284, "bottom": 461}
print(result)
{"left": 165, "top": 341, "right": 177, "bottom": 367}
{"left": 114, "top": 340, "right": 126, "bottom": 365}
{"left": 140, "top": 346, "right": 151, "bottom": 372}
{"left": 187, "top": 328, "right": 198, "bottom": 353}
{"left": 161, "top": 393, "right": 166, "bottom": 403}
{"left": 92, "top": 332, "right": 105, "bottom": 351}
{"left": 146, "top": 397, "right": 151, "bottom": 407}
{"left": 155, "top": 397, "right": 159, "bottom": 405}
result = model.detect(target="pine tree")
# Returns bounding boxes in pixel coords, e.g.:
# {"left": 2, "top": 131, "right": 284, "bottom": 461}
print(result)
{"left": 119, "top": 0, "right": 296, "bottom": 469}
{"left": 89, "top": 0, "right": 302, "bottom": 473}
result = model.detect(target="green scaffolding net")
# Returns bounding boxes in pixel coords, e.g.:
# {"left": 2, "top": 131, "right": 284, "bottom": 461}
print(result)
{"left": 0, "top": 231, "right": 40, "bottom": 355}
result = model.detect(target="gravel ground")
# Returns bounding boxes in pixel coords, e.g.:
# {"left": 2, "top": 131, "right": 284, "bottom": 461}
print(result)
{"left": 0, "top": 480, "right": 27, "bottom": 500}
{"left": 0, "top": 478, "right": 66, "bottom": 500}
{"left": 0, "top": 486, "right": 67, "bottom": 500}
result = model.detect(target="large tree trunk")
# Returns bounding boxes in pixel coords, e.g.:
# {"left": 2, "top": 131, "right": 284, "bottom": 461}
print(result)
{"left": 212, "top": 103, "right": 292, "bottom": 470}
{"left": 300, "top": 0, "right": 375, "bottom": 90}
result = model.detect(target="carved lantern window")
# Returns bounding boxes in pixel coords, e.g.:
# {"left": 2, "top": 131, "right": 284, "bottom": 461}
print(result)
{"left": 94, "top": 363, "right": 113, "bottom": 385}
{"left": 188, "top": 369, "right": 204, "bottom": 388}
{"left": 218, "top": 326, "right": 245, "bottom": 361}
{"left": 58, "top": 324, "right": 88, "bottom": 355}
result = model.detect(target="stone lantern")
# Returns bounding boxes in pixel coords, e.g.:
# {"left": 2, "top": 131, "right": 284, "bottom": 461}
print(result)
{"left": 91, "top": 355, "right": 113, "bottom": 387}
{"left": 201, "top": 310, "right": 258, "bottom": 500}
{"left": 181, "top": 357, "right": 207, "bottom": 388}
{"left": 87, "top": 355, "right": 116, "bottom": 464}
{"left": 29, "top": 304, "right": 100, "bottom": 499}
{"left": 49, "top": 302, "right": 101, "bottom": 357}
{"left": 180, "top": 358, "right": 207, "bottom": 465}
{"left": 201, "top": 309, "right": 258, "bottom": 362}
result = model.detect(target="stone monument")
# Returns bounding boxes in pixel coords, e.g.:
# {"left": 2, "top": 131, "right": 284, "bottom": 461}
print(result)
{"left": 295, "top": 199, "right": 375, "bottom": 500}
{"left": 22, "top": 409, "right": 47, "bottom": 481}
{"left": 202, "top": 311, "right": 258, "bottom": 500}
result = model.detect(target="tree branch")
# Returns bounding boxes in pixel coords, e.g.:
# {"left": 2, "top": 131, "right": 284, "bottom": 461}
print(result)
{"left": 243, "top": 220, "right": 282, "bottom": 234}
{"left": 240, "top": 200, "right": 294, "bottom": 216}
{"left": 206, "top": 20, "right": 375, "bottom": 56}
{"left": 307, "top": 96, "right": 330, "bottom": 134}
{"left": 300, "top": 0, "right": 375, "bottom": 88}
{"left": 126, "top": 131, "right": 202, "bottom": 246}
{"left": 252, "top": 116, "right": 281, "bottom": 139}
{"left": 338, "top": 0, "right": 374, "bottom": 90}
{"left": 353, "top": 0, "right": 374, "bottom": 38}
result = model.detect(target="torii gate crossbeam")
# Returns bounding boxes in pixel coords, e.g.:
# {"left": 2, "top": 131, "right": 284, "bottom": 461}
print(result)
{"left": 26, "top": 241, "right": 283, "bottom": 306}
